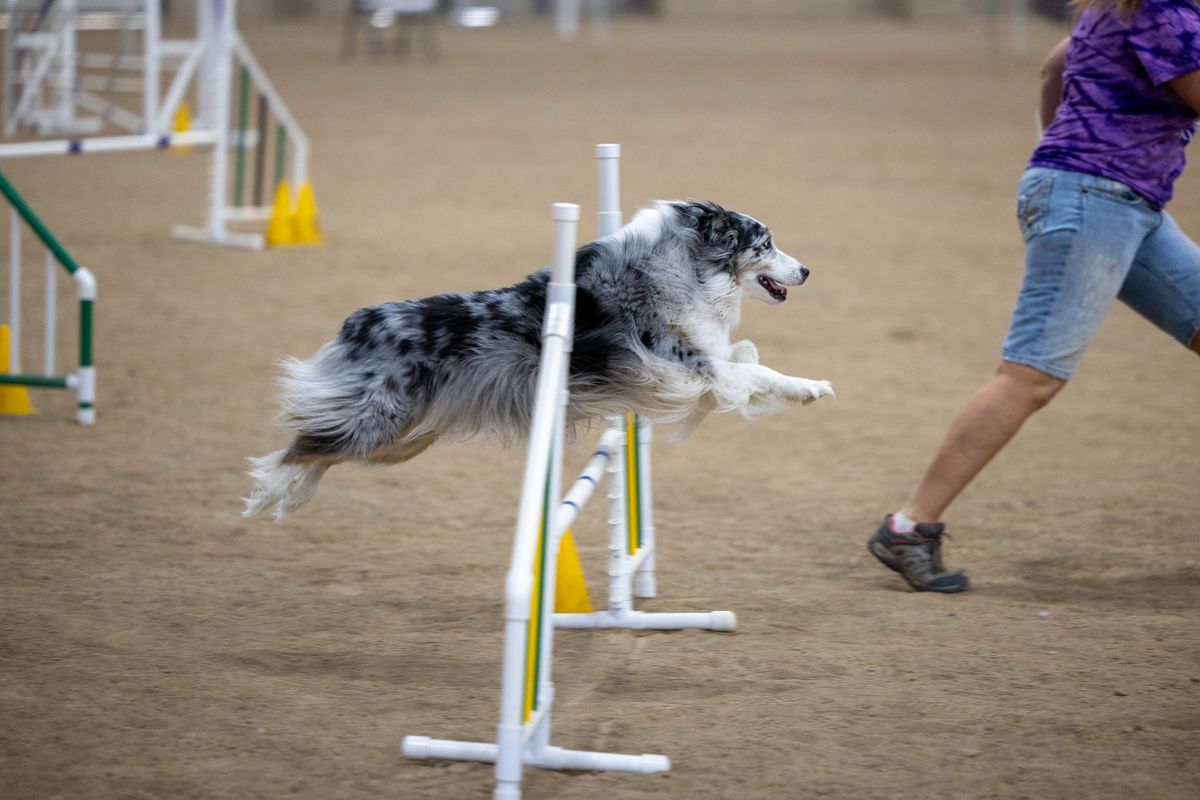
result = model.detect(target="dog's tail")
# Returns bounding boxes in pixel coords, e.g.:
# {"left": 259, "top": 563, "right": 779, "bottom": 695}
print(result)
{"left": 242, "top": 449, "right": 330, "bottom": 521}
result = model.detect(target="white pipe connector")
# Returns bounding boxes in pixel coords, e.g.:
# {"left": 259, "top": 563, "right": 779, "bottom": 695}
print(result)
{"left": 73, "top": 266, "right": 96, "bottom": 300}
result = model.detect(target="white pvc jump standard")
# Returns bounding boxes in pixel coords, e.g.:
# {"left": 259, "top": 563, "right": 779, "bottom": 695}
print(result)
{"left": 553, "top": 143, "right": 735, "bottom": 633}
{"left": 402, "top": 203, "right": 670, "bottom": 800}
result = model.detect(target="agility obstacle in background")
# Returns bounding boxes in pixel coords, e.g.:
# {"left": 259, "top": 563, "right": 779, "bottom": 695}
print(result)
{"left": 402, "top": 145, "right": 733, "bottom": 799}
{"left": 0, "top": 0, "right": 318, "bottom": 250}
{"left": 0, "top": 169, "right": 96, "bottom": 424}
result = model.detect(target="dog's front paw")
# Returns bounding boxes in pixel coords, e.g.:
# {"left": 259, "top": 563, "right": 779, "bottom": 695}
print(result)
{"left": 728, "top": 340, "right": 759, "bottom": 364}
{"left": 792, "top": 378, "right": 835, "bottom": 405}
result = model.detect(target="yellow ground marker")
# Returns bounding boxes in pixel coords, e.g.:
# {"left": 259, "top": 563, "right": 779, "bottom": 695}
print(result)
{"left": 554, "top": 530, "right": 593, "bottom": 614}
{"left": 0, "top": 325, "right": 35, "bottom": 416}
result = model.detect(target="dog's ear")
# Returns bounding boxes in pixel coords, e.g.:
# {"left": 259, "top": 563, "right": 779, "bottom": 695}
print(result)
{"left": 677, "top": 201, "right": 738, "bottom": 252}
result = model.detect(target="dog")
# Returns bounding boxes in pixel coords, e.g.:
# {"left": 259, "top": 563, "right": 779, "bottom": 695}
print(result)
{"left": 243, "top": 200, "right": 834, "bottom": 520}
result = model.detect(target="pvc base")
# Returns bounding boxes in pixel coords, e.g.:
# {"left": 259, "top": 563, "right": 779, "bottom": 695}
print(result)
{"left": 553, "top": 608, "right": 736, "bottom": 631}
{"left": 171, "top": 224, "right": 264, "bottom": 251}
{"left": 402, "top": 735, "right": 670, "bottom": 774}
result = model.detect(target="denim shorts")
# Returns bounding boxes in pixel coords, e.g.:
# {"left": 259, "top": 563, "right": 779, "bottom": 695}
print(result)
{"left": 1003, "top": 167, "right": 1200, "bottom": 380}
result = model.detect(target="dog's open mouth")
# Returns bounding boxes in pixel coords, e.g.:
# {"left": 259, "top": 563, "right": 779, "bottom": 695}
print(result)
{"left": 758, "top": 275, "right": 788, "bottom": 302}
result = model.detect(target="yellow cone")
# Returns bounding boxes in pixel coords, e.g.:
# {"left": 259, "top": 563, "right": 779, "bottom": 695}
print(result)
{"left": 291, "top": 181, "right": 323, "bottom": 245}
{"left": 171, "top": 103, "right": 193, "bottom": 153}
{"left": 265, "top": 180, "right": 296, "bottom": 246}
{"left": 0, "top": 325, "right": 36, "bottom": 416}
{"left": 554, "top": 530, "right": 593, "bottom": 614}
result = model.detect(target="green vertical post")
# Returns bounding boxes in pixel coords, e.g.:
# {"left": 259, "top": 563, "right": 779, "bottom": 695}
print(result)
{"left": 233, "top": 65, "right": 250, "bottom": 208}
{"left": 79, "top": 299, "right": 93, "bottom": 371}
{"left": 253, "top": 94, "right": 268, "bottom": 208}
{"left": 79, "top": 297, "right": 93, "bottom": 411}
{"left": 274, "top": 123, "right": 288, "bottom": 189}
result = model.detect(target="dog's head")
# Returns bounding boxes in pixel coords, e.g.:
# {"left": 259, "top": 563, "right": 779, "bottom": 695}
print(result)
{"left": 659, "top": 200, "right": 809, "bottom": 305}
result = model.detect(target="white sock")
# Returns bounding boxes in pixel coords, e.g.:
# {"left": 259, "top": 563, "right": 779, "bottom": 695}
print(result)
{"left": 890, "top": 511, "right": 916, "bottom": 533}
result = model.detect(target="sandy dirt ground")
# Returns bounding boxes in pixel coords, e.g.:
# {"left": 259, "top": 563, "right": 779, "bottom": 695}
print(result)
{"left": 2, "top": 10, "right": 1199, "bottom": 800}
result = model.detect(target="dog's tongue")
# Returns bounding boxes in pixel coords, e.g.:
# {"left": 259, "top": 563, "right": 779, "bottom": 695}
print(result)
{"left": 763, "top": 276, "right": 787, "bottom": 299}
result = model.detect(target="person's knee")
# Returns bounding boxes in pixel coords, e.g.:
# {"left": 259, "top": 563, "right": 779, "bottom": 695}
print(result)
{"left": 997, "top": 361, "right": 1066, "bottom": 410}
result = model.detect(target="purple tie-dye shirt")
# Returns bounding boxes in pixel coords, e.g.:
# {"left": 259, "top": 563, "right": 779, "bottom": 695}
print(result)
{"left": 1029, "top": 0, "right": 1200, "bottom": 209}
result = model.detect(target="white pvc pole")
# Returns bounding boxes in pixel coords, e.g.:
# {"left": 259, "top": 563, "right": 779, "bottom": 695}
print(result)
{"left": 9, "top": 208, "right": 20, "bottom": 373}
{"left": 531, "top": 201, "right": 579, "bottom": 759}
{"left": 555, "top": 0, "right": 581, "bottom": 40}
{"left": 596, "top": 143, "right": 661, "bottom": 599}
{"left": 606, "top": 422, "right": 631, "bottom": 614}
{"left": 0, "top": 130, "right": 217, "bottom": 158}
{"left": 57, "top": 0, "right": 78, "bottom": 132}
{"left": 595, "top": 143, "right": 621, "bottom": 238}
{"left": 143, "top": 0, "right": 161, "bottom": 135}
{"left": 205, "top": 0, "right": 233, "bottom": 240}
{"left": 633, "top": 419, "right": 657, "bottom": 598}
{"left": 195, "top": 0, "right": 214, "bottom": 131}
{"left": 495, "top": 202, "right": 580, "bottom": 800}
{"left": 43, "top": 248, "right": 56, "bottom": 375}
{"left": 552, "top": 428, "right": 621, "bottom": 536}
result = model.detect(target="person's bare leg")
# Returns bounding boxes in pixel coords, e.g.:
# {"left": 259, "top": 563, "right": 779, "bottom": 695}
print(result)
{"left": 900, "top": 361, "right": 1065, "bottom": 524}
{"left": 1191, "top": 329, "right": 1200, "bottom": 355}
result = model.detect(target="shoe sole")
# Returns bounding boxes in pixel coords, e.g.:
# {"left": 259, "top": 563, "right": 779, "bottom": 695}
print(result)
{"left": 867, "top": 539, "right": 968, "bottom": 594}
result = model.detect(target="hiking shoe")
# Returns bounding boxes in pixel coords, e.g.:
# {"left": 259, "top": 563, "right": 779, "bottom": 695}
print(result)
{"left": 867, "top": 515, "right": 969, "bottom": 593}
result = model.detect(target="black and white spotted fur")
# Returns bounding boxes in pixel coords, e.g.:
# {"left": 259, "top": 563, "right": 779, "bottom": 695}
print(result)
{"left": 244, "top": 201, "right": 833, "bottom": 520}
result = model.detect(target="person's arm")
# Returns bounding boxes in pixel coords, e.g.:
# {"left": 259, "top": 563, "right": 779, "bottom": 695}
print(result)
{"left": 1039, "top": 37, "right": 1070, "bottom": 132}
{"left": 1168, "top": 68, "right": 1200, "bottom": 112}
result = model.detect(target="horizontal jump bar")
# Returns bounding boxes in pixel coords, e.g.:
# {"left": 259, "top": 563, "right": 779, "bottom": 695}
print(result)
{"left": 0, "top": 372, "right": 70, "bottom": 389}
{"left": 0, "top": 130, "right": 218, "bottom": 158}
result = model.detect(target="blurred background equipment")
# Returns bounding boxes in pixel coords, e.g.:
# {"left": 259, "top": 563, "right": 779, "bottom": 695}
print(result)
{"left": 0, "top": 0, "right": 316, "bottom": 250}
{"left": 340, "top": 0, "right": 441, "bottom": 60}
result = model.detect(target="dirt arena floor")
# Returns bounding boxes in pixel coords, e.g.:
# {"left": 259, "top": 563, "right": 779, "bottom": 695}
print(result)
{"left": 3, "top": 10, "right": 1199, "bottom": 800}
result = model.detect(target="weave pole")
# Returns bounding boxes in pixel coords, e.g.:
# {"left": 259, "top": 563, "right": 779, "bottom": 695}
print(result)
{"left": 402, "top": 203, "right": 669, "bottom": 799}
{"left": 553, "top": 144, "right": 735, "bottom": 632}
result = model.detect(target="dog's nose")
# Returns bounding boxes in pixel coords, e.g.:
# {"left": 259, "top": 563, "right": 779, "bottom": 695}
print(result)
{"left": 799, "top": 266, "right": 810, "bottom": 283}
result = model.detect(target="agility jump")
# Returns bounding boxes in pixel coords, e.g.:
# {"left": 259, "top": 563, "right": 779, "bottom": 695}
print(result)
{"left": 0, "top": 169, "right": 96, "bottom": 424}
{"left": 402, "top": 145, "right": 742, "bottom": 799}
{"left": 554, "top": 144, "right": 735, "bottom": 633}
{"left": 403, "top": 203, "right": 674, "bottom": 800}
{"left": 0, "top": 0, "right": 316, "bottom": 250}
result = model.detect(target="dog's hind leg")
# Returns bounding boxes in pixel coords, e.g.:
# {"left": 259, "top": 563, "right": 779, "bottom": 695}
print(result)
{"left": 366, "top": 434, "right": 439, "bottom": 465}
{"left": 242, "top": 448, "right": 333, "bottom": 521}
